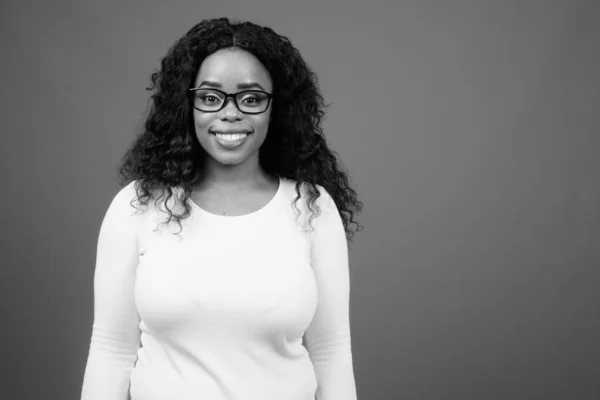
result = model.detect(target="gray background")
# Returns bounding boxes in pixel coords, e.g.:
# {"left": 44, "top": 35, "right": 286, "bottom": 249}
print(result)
{"left": 1, "top": 0, "right": 599, "bottom": 399}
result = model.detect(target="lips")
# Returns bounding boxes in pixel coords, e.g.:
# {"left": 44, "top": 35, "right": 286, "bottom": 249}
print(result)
{"left": 210, "top": 130, "right": 251, "bottom": 149}
{"left": 210, "top": 130, "right": 250, "bottom": 134}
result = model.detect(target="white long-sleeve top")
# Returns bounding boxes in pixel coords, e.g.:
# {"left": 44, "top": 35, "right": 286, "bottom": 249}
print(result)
{"left": 80, "top": 176, "right": 357, "bottom": 400}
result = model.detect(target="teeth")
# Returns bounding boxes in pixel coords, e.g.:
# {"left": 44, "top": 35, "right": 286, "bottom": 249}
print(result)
{"left": 215, "top": 133, "right": 247, "bottom": 141}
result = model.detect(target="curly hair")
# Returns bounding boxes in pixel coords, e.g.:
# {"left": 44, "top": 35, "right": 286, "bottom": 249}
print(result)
{"left": 118, "top": 17, "right": 363, "bottom": 241}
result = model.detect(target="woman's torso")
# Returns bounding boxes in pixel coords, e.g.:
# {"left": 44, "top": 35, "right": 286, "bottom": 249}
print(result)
{"left": 129, "top": 176, "right": 319, "bottom": 400}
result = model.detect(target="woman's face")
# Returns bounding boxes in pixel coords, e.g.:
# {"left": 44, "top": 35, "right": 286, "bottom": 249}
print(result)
{"left": 191, "top": 47, "right": 273, "bottom": 169}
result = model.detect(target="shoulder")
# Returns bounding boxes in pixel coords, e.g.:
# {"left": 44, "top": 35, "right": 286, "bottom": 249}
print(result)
{"left": 101, "top": 180, "right": 149, "bottom": 230}
{"left": 279, "top": 177, "right": 337, "bottom": 219}
{"left": 108, "top": 180, "right": 141, "bottom": 213}
{"left": 279, "top": 177, "right": 333, "bottom": 204}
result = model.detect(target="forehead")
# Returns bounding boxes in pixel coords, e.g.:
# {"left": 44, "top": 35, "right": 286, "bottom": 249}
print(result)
{"left": 194, "top": 48, "right": 272, "bottom": 91}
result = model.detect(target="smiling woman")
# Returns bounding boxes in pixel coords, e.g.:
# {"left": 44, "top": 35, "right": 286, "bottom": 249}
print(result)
{"left": 80, "top": 17, "right": 363, "bottom": 400}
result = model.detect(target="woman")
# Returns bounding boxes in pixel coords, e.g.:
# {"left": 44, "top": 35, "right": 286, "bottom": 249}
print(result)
{"left": 81, "top": 17, "right": 362, "bottom": 400}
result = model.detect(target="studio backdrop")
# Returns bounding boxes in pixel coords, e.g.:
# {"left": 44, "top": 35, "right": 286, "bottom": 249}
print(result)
{"left": 1, "top": 1, "right": 599, "bottom": 399}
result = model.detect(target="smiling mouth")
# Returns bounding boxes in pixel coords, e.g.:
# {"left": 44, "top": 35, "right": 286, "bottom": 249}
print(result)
{"left": 210, "top": 131, "right": 251, "bottom": 145}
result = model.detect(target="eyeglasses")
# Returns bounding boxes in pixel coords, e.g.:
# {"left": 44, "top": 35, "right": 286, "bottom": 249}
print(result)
{"left": 188, "top": 88, "right": 273, "bottom": 114}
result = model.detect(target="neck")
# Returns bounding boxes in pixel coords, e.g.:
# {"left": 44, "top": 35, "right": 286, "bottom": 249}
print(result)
{"left": 195, "top": 153, "right": 273, "bottom": 190}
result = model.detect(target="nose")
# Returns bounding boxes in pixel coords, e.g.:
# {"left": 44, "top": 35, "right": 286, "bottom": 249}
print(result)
{"left": 219, "top": 97, "right": 242, "bottom": 120}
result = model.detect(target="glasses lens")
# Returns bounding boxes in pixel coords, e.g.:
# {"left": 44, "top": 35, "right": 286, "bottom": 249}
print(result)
{"left": 193, "top": 89, "right": 225, "bottom": 112}
{"left": 235, "top": 91, "right": 270, "bottom": 113}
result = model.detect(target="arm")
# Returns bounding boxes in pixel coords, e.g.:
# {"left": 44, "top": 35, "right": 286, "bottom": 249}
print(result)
{"left": 81, "top": 182, "right": 142, "bottom": 400}
{"left": 304, "top": 187, "right": 358, "bottom": 400}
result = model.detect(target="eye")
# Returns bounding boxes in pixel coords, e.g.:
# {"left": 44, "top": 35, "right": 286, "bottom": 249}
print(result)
{"left": 200, "top": 94, "right": 219, "bottom": 103}
{"left": 194, "top": 89, "right": 224, "bottom": 105}
{"left": 241, "top": 95, "right": 258, "bottom": 104}
{"left": 239, "top": 92, "right": 266, "bottom": 107}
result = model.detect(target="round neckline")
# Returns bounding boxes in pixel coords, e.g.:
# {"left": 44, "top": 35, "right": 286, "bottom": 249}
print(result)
{"left": 188, "top": 176, "right": 282, "bottom": 219}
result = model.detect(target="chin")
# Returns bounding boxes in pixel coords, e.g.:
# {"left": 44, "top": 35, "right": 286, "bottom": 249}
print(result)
{"left": 212, "top": 152, "right": 253, "bottom": 166}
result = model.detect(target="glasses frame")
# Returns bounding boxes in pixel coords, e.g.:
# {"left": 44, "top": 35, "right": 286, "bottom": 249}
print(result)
{"left": 188, "top": 87, "right": 274, "bottom": 115}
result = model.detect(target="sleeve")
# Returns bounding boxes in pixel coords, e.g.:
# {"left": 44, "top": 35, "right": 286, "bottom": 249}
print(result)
{"left": 81, "top": 182, "right": 143, "bottom": 400}
{"left": 304, "top": 186, "right": 358, "bottom": 400}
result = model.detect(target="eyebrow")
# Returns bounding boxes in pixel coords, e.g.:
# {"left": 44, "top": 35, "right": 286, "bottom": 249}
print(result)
{"left": 197, "top": 80, "right": 267, "bottom": 91}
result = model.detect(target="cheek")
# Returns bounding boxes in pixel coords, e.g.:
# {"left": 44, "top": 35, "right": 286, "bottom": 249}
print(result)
{"left": 255, "top": 118, "right": 270, "bottom": 133}
{"left": 193, "top": 112, "right": 213, "bottom": 131}
{"left": 251, "top": 114, "right": 271, "bottom": 133}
